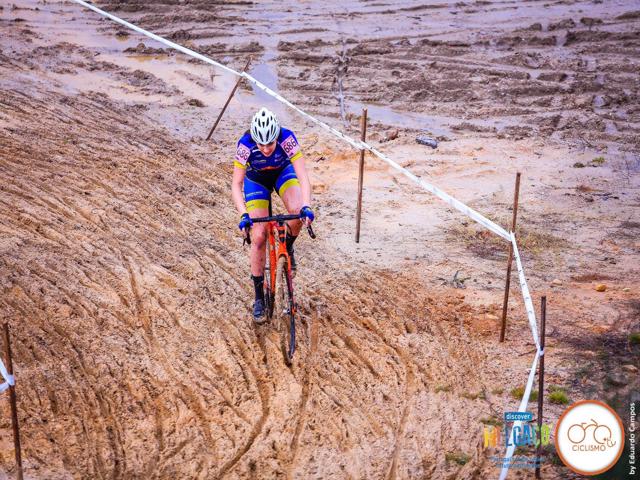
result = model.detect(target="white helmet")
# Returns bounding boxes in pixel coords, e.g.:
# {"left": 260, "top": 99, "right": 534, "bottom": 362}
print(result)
{"left": 250, "top": 107, "right": 280, "bottom": 145}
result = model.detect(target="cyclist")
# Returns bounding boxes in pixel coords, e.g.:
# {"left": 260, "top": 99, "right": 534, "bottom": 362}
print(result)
{"left": 232, "top": 107, "right": 314, "bottom": 323}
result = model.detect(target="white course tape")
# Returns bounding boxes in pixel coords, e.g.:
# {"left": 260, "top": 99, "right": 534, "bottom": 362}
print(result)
{"left": 0, "top": 358, "right": 15, "bottom": 393}
{"left": 242, "top": 74, "right": 365, "bottom": 151}
{"left": 511, "top": 233, "right": 540, "bottom": 350}
{"left": 364, "top": 144, "right": 511, "bottom": 241}
{"left": 70, "top": 0, "right": 511, "bottom": 243}
{"left": 65, "top": 12, "right": 537, "bottom": 479}
{"left": 499, "top": 235, "right": 543, "bottom": 480}
{"left": 498, "top": 351, "right": 540, "bottom": 480}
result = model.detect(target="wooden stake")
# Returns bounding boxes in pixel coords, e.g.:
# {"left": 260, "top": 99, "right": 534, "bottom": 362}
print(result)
{"left": 535, "top": 296, "right": 547, "bottom": 479}
{"left": 205, "top": 57, "right": 252, "bottom": 141}
{"left": 355, "top": 108, "right": 367, "bottom": 243}
{"left": 3, "top": 323, "right": 23, "bottom": 480}
{"left": 499, "top": 172, "right": 521, "bottom": 342}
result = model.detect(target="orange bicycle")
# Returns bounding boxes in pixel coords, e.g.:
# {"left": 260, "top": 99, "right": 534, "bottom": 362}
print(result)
{"left": 244, "top": 210, "right": 315, "bottom": 365}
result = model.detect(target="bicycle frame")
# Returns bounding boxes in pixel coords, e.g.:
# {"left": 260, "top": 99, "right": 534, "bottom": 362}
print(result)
{"left": 265, "top": 218, "right": 295, "bottom": 317}
{"left": 243, "top": 211, "right": 315, "bottom": 363}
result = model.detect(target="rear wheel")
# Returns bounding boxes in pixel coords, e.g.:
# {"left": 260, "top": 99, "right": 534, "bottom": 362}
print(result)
{"left": 275, "top": 255, "right": 295, "bottom": 365}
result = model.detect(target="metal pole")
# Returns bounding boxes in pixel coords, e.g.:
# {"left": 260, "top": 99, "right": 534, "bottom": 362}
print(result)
{"left": 3, "top": 323, "right": 23, "bottom": 480}
{"left": 205, "top": 57, "right": 252, "bottom": 141}
{"left": 535, "top": 296, "right": 547, "bottom": 479}
{"left": 355, "top": 108, "right": 367, "bottom": 243}
{"left": 499, "top": 172, "right": 521, "bottom": 342}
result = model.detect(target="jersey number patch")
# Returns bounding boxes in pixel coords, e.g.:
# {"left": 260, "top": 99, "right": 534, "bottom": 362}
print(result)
{"left": 281, "top": 135, "right": 300, "bottom": 158}
{"left": 236, "top": 143, "right": 251, "bottom": 165}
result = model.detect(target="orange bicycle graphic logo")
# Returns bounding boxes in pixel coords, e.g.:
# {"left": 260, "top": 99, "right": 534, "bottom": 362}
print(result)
{"left": 555, "top": 400, "right": 624, "bottom": 475}
{"left": 567, "top": 419, "right": 617, "bottom": 450}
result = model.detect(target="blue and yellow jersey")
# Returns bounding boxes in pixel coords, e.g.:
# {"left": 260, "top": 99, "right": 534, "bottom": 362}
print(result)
{"left": 234, "top": 127, "right": 302, "bottom": 177}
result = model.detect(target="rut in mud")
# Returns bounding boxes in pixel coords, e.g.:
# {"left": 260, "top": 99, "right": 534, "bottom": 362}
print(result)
{"left": 0, "top": 28, "right": 505, "bottom": 479}
{"left": 1, "top": 1, "right": 639, "bottom": 479}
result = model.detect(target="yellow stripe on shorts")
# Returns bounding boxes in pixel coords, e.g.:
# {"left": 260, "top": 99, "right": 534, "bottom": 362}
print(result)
{"left": 277, "top": 178, "right": 300, "bottom": 197}
{"left": 246, "top": 199, "right": 270, "bottom": 212}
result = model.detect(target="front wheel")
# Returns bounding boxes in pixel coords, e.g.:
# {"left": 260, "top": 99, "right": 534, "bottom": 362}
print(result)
{"left": 263, "top": 240, "right": 274, "bottom": 322}
{"left": 275, "top": 256, "right": 295, "bottom": 366}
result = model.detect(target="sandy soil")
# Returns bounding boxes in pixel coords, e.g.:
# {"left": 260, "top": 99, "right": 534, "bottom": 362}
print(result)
{"left": 0, "top": 0, "right": 639, "bottom": 479}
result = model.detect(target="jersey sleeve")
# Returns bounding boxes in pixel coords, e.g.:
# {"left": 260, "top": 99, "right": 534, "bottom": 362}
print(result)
{"left": 280, "top": 130, "right": 302, "bottom": 162}
{"left": 234, "top": 141, "right": 251, "bottom": 169}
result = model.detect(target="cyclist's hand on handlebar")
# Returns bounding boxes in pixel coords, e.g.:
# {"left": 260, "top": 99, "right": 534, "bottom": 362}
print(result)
{"left": 299, "top": 206, "right": 314, "bottom": 224}
{"left": 238, "top": 213, "right": 253, "bottom": 231}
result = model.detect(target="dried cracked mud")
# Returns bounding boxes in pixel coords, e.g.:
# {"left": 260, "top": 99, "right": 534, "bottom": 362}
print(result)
{"left": 1, "top": 1, "right": 639, "bottom": 479}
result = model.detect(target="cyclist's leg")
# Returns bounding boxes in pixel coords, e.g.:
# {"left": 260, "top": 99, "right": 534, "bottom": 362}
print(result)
{"left": 276, "top": 163, "right": 303, "bottom": 236}
{"left": 244, "top": 176, "right": 270, "bottom": 277}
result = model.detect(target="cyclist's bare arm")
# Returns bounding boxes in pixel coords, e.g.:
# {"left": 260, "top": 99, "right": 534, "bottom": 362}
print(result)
{"left": 232, "top": 165, "right": 247, "bottom": 215}
{"left": 291, "top": 156, "right": 312, "bottom": 207}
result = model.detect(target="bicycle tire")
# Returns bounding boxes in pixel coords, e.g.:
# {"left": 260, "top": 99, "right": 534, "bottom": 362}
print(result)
{"left": 275, "top": 256, "right": 295, "bottom": 366}
{"left": 568, "top": 424, "right": 586, "bottom": 444}
{"left": 593, "top": 424, "right": 612, "bottom": 445}
{"left": 264, "top": 240, "right": 274, "bottom": 322}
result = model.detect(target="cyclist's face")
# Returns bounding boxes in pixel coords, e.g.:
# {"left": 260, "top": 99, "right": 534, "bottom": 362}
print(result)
{"left": 257, "top": 140, "right": 276, "bottom": 157}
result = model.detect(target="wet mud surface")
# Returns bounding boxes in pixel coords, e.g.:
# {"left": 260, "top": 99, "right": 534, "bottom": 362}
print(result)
{"left": 1, "top": 1, "right": 639, "bottom": 479}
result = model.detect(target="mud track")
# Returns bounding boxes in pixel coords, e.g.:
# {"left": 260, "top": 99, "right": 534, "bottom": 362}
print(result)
{"left": 1, "top": 1, "right": 639, "bottom": 479}
{"left": 0, "top": 15, "right": 499, "bottom": 478}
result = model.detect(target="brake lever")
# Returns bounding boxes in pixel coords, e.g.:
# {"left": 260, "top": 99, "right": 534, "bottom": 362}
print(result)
{"left": 243, "top": 226, "right": 252, "bottom": 245}
{"left": 307, "top": 223, "right": 316, "bottom": 239}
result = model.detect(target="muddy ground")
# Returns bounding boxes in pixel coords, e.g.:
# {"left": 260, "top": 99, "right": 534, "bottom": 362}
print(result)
{"left": 0, "top": 0, "right": 639, "bottom": 479}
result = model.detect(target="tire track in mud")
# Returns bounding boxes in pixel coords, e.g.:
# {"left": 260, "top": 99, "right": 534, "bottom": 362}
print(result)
{"left": 321, "top": 276, "right": 434, "bottom": 478}
{"left": 214, "top": 321, "right": 272, "bottom": 480}
{"left": 363, "top": 317, "right": 418, "bottom": 480}
{"left": 196, "top": 243, "right": 281, "bottom": 472}
{"left": 123, "top": 254, "right": 226, "bottom": 475}
{"left": 0, "top": 7, "right": 558, "bottom": 476}
{"left": 3, "top": 272, "right": 123, "bottom": 479}
{"left": 385, "top": 366, "right": 416, "bottom": 480}
{"left": 286, "top": 309, "right": 319, "bottom": 480}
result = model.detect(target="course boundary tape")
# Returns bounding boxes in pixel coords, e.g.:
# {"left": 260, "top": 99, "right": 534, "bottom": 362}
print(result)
{"left": 66, "top": 2, "right": 539, "bottom": 478}
{"left": 0, "top": 358, "right": 15, "bottom": 393}
{"left": 71, "top": 0, "right": 510, "bottom": 242}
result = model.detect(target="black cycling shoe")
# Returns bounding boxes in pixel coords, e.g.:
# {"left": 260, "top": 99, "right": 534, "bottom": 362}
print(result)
{"left": 253, "top": 298, "right": 266, "bottom": 324}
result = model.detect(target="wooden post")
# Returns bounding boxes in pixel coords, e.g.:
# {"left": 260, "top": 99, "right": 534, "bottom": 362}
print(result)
{"left": 205, "top": 57, "right": 252, "bottom": 141}
{"left": 355, "top": 108, "right": 367, "bottom": 243}
{"left": 535, "top": 296, "right": 547, "bottom": 479}
{"left": 3, "top": 323, "right": 23, "bottom": 480}
{"left": 499, "top": 172, "right": 521, "bottom": 342}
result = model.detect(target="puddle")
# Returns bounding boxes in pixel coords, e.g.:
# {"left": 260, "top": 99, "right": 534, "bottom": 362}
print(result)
{"left": 593, "top": 95, "right": 606, "bottom": 108}
{"left": 346, "top": 101, "right": 454, "bottom": 137}
{"left": 604, "top": 121, "right": 618, "bottom": 135}
{"left": 126, "top": 54, "right": 172, "bottom": 63}
{"left": 529, "top": 69, "right": 541, "bottom": 80}
{"left": 249, "top": 53, "right": 279, "bottom": 104}
{"left": 346, "top": 100, "right": 531, "bottom": 138}
{"left": 592, "top": 94, "right": 609, "bottom": 116}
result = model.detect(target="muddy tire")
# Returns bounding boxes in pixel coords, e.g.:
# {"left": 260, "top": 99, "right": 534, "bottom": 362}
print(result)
{"left": 275, "top": 256, "right": 295, "bottom": 366}
{"left": 264, "top": 244, "right": 274, "bottom": 322}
